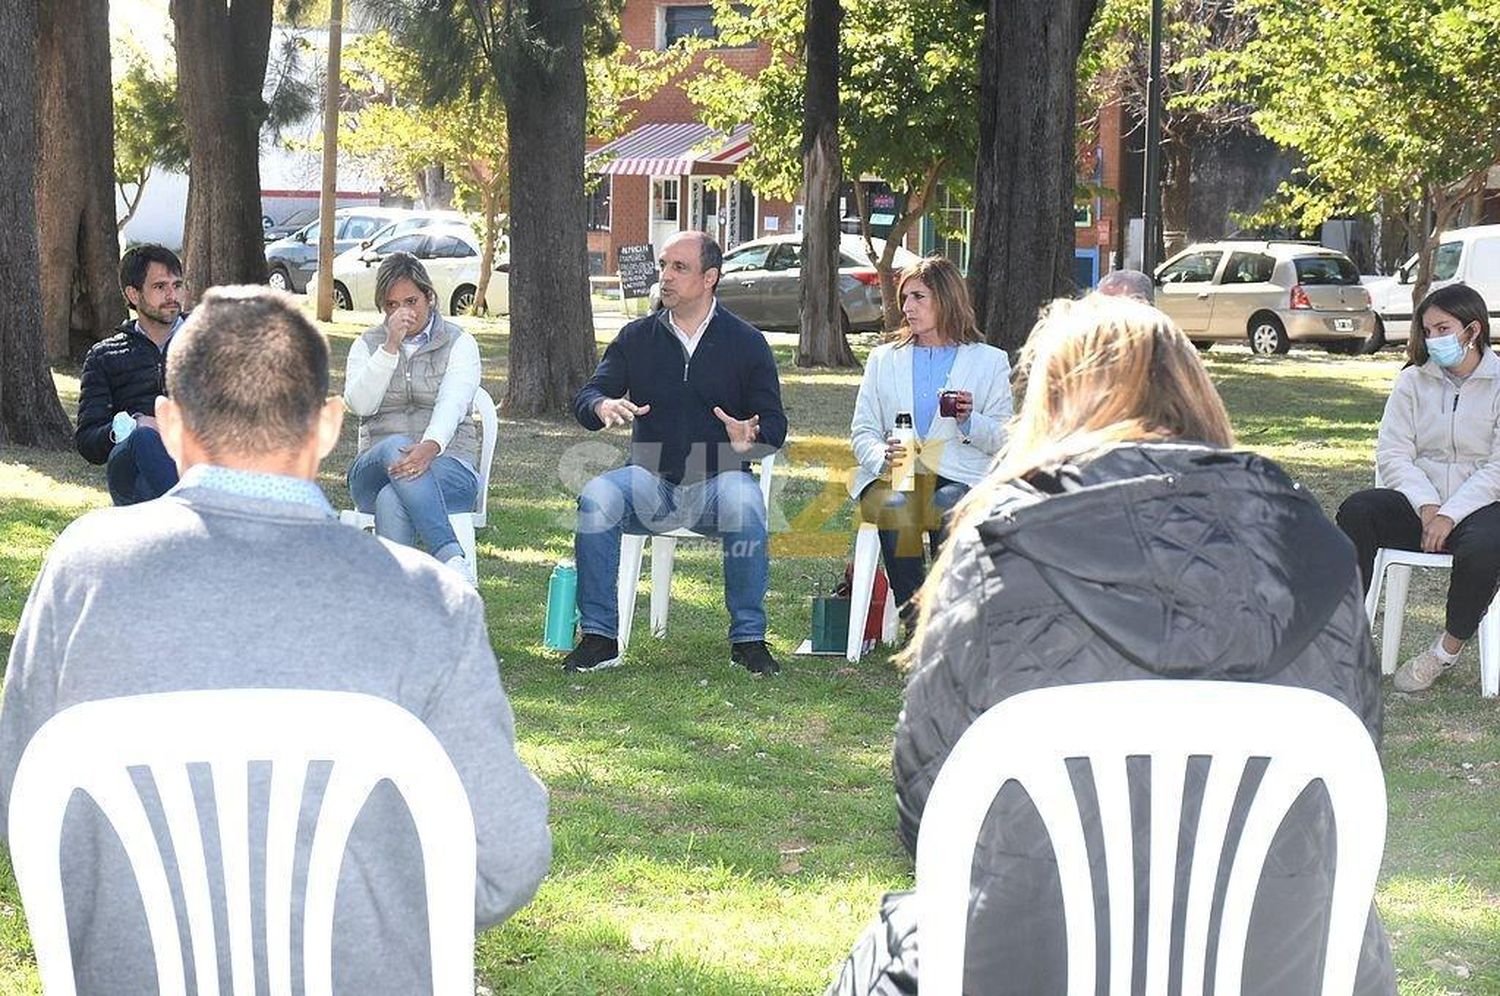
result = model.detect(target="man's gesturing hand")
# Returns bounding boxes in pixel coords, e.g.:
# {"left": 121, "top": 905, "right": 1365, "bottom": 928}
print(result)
{"left": 713, "top": 406, "right": 761, "bottom": 453}
{"left": 595, "top": 397, "right": 651, "bottom": 428}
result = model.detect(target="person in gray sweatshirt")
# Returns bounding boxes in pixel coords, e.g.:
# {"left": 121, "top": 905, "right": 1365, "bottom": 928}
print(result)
{"left": 0, "top": 285, "right": 550, "bottom": 995}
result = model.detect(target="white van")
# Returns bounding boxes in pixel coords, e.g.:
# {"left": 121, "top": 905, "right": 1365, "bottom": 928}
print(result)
{"left": 1362, "top": 224, "right": 1500, "bottom": 350}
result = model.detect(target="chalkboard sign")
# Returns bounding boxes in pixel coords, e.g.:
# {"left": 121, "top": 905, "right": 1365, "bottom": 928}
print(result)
{"left": 616, "top": 244, "right": 658, "bottom": 299}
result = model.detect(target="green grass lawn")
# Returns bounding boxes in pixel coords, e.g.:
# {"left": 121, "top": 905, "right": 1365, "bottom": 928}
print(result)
{"left": 1, "top": 316, "right": 1497, "bottom": 994}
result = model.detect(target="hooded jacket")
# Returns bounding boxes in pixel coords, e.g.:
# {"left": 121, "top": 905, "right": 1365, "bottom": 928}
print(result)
{"left": 891, "top": 442, "right": 1393, "bottom": 996}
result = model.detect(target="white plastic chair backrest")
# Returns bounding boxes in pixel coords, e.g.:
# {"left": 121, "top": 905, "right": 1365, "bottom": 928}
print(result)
{"left": 915, "top": 680, "right": 1386, "bottom": 996}
{"left": 7, "top": 690, "right": 477, "bottom": 996}
{"left": 473, "top": 386, "right": 498, "bottom": 524}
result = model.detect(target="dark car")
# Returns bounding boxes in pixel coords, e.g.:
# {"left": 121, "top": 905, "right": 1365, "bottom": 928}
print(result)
{"left": 264, "top": 207, "right": 414, "bottom": 293}
{"left": 261, "top": 207, "right": 320, "bottom": 243}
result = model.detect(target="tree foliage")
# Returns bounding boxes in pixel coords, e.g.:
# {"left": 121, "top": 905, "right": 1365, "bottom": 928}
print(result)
{"left": 113, "top": 56, "right": 189, "bottom": 231}
{"left": 1080, "top": 0, "right": 1256, "bottom": 249}
{"left": 340, "top": 31, "right": 510, "bottom": 312}
{"left": 690, "top": 0, "right": 981, "bottom": 328}
{"left": 1198, "top": 0, "right": 1500, "bottom": 299}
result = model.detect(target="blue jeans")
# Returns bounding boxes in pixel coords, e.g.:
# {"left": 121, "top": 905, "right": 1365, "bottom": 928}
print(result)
{"left": 575, "top": 465, "right": 768, "bottom": 643}
{"left": 106, "top": 427, "right": 179, "bottom": 506}
{"left": 858, "top": 475, "right": 969, "bottom": 614}
{"left": 347, "top": 435, "right": 479, "bottom": 562}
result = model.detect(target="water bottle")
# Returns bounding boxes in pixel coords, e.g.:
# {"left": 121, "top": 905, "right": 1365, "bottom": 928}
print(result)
{"left": 542, "top": 561, "right": 579, "bottom": 650}
{"left": 891, "top": 412, "right": 918, "bottom": 493}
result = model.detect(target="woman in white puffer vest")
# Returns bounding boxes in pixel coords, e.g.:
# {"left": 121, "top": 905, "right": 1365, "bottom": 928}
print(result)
{"left": 1337, "top": 283, "right": 1500, "bottom": 692}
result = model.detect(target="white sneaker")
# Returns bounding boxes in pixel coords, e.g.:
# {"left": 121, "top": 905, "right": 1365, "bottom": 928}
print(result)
{"left": 444, "top": 553, "right": 478, "bottom": 587}
{"left": 1393, "top": 647, "right": 1453, "bottom": 692}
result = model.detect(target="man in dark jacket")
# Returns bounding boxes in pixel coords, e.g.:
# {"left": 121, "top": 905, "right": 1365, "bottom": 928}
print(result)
{"left": 565, "top": 231, "right": 787, "bottom": 676}
{"left": 75, "top": 244, "right": 185, "bottom": 505}
{"left": 831, "top": 443, "right": 1394, "bottom": 996}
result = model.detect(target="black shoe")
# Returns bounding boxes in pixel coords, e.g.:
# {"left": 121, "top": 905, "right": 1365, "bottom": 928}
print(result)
{"left": 563, "top": 634, "right": 621, "bottom": 672}
{"left": 731, "top": 640, "right": 782, "bottom": 676}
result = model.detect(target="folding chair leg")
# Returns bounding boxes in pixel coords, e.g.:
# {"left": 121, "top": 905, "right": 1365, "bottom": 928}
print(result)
{"left": 618, "top": 535, "right": 648, "bottom": 652}
{"left": 880, "top": 581, "right": 899, "bottom": 645}
{"left": 448, "top": 514, "right": 478, "bottom": 568}
{"left": 848, "top": 525, "right": 881, "bottom": 662}
{"left": 1480, "top": 599, "right": 1500, "bottom": 698}
{"left": 650, "top": 536, "right": 678, "bottom": 638}
{"left": 1380, "top": 564, "right": 1412, "bottom": 676}
{"left": 1363, "top": 551, "right": 1387, "bottom": 627}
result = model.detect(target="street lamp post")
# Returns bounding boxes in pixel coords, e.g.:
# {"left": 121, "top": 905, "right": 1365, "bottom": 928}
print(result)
{"left": 1141, "top": 0, "right": 1164, "bottom": 274}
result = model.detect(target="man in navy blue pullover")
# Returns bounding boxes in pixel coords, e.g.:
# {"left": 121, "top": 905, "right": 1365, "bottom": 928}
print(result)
{"left": 567, "top": 231, "right": 787, "bottom": 675}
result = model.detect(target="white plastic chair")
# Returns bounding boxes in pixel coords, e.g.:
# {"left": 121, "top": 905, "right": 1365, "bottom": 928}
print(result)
{"left": 617, "top": 453, "right": 777, "bottom": 652}
{"left": 8, "top": 690, "right": 477, "bottom": 996}
{"left": 916, "top": 680, "right": 1387, "bottom": 996}
{"left": 1363, "top": 471, "right": 1500, "bottom": 696}
{"left": 340, "top": 386, "right": 499, "bottom": 567}
{"left": 845, "top": 522, "right": 903, "bottom": 662}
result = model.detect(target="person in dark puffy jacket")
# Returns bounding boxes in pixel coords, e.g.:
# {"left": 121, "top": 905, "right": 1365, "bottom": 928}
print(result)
{"left": 76, "top": 244, "right": 185, "bottom": 505}
{"left": 827, "top": 294, "right": 1393, "bottom": 996}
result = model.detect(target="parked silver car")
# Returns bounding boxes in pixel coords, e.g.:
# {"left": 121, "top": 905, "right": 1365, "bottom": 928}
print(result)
{"left": 651, "top": 234, "right": 921, "bottom": 333}
{"left": 1154, "top": 241, "right": 1375, "bottom": 355}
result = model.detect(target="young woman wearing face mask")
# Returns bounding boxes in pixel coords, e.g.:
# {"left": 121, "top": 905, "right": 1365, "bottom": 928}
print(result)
{"left": 1337, "top": 283, "right": 1500, "bottom": 692}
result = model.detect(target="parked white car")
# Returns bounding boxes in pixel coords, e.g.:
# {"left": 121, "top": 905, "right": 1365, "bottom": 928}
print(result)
{"left": 1361, "top": 225, "right": 1500, "bottom": 350}
{"left": 308, "top": 227, "right": 509, "bottom": 316}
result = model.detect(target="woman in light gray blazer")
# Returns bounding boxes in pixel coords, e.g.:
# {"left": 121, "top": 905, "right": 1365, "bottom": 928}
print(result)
{"left": 848, "top": 256, "right": 1013, "bottom": 624}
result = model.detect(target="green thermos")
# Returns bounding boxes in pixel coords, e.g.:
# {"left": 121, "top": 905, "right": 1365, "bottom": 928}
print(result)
{"left": 543, "top": 560, "right": 579, "bottom": 650}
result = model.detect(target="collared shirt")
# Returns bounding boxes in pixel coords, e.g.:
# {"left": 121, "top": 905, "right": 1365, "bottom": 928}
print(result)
{"left": 137, "top": 315, "right": 186, "bottom": 353}
{"left": 912, "top": 344, "right": 960, "bottom": 437}
{"left": 662, "top": 299, "right": 718, "bottom": 359}
{"left": 178, "top": 464, "right": 335, "bottom": 517}
{"left": 400, "top": 311, "right": 439, "bottom": 357}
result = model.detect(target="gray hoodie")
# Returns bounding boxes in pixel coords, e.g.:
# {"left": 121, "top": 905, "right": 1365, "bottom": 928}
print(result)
{"left": 0, "top": 484, "right": 550, "bottom": 995}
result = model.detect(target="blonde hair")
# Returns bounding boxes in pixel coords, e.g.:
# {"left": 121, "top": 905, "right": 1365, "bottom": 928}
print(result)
{"left": 902, "top": 293, "right": 1235, "bottom": 666}
{"left": 888, "top": 256, "right": 984, "bottom": 346}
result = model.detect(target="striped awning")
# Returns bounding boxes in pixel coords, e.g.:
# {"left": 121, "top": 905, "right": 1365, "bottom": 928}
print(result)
{"left": 589, "top": 122, "right": 751, "bottom": 176}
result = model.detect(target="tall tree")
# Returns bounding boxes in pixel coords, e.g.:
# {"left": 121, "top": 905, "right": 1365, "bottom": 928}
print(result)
{"left": 693, "top": 0, "right": 981, "bottom": 330}
{"left": 970, "top": 0, "right": 1101, "bottom": 354}
{"left": 1082, "top": 0, "right": 1255, "bottom": 252}
{"left": 797, "top": 0, "right": 854, "bottom": 367}
{"left": 372, "top": 0, "right": 614, "bottom": 417}
{"left": 1201, "top": 0, "right": 1500, "bottom": 305}
{"left": 37, "top": 0, "right": 124, "bottom": 360}
{"left": 171, "top": 0, "right": 276, "bottom": 296}
{"left": 114, "top": 56, "right": 190, "bottom": 234}
{"left": 1, "top": 0, "right": 72, "bottom": 448}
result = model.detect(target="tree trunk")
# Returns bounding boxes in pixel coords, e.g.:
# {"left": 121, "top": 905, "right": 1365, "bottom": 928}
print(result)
{"left": 797, "top": 0, "right": 854, "bottom": 368}
{"left": 37, "top": 0, "right": 123, "bottom": 360}
{"left": 1160, "top": 136, "right": 1192, "bottom": 254}
{"left": 498, "top": 0, "right": 598, "bottom": 415}
{"left": 473, "top": 181, "right": 505, "bottom": 315}
{"left": 970, "top": 0, "right": 1100, "bottom": 354}
{"left": 871, "top": 163, "right": 943, "bottom": 331}
{"left": 1413, "top": 172, "right": 1487, "bottom": 306}
{"left": 171, "top": 0, "right": 273, "bottom": 298}
{"left": 0, "top": 0, "right": 73, "bottom": 448}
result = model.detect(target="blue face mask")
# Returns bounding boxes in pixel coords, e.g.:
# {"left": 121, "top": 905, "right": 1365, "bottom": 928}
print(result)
{"left": 1427, "top": 331, "right": 1467, "bottom": 368}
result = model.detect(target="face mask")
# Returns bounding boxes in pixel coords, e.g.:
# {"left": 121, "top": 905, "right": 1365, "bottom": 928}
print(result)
{"left": 1427, "top": 332, "right": 1467, "bottom": 368}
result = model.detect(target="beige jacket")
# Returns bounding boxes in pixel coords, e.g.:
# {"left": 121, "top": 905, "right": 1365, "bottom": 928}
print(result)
{"left": 1377, "top": 348, "right": 1500, "bottom": 525}
{"left": 847, "top": 341, "right": 1013, "bottom": 498}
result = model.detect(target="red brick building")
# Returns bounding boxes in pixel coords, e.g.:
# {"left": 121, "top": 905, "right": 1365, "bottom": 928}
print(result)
{"left": 589, "top": 0, "right": 1131, "bottom": 290}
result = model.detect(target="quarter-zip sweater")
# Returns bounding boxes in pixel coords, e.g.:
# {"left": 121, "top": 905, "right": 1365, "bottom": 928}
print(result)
{"left": 573, "top": 307, "right": 787, "bottom": 484}
{"left": 1377, "top": 348, "right": 1500, "bottom": 524}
